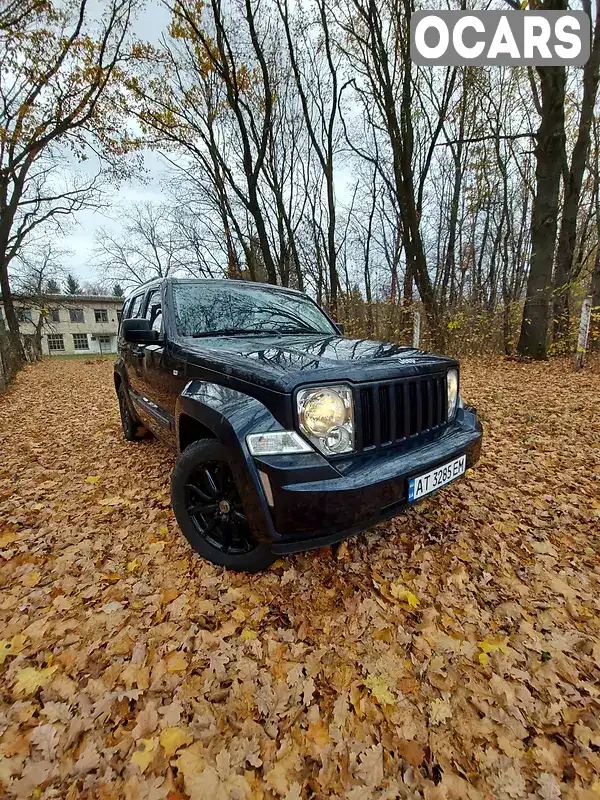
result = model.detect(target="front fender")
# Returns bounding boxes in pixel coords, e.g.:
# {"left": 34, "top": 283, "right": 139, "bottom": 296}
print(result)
{"left": 176, "top": 381, "right": 286, "bottom": 543}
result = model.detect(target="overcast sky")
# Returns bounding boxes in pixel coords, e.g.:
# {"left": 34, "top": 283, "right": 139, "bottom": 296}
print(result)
{"left": 61, "top": 1, "right": 172, "bottom": 284}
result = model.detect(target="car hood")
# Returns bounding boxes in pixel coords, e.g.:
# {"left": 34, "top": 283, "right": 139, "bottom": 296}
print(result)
{"left": 181, "top": 333, "right": 456, "bottom": 393}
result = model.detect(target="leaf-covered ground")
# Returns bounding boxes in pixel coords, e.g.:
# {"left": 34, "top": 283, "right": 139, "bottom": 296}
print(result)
{"left": 0, "top": 357, "right": 599, "bottom": 800}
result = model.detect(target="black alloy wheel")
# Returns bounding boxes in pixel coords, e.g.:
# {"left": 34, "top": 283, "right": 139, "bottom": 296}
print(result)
{"left": 185, "top": 459, "right": 255, "bottom": 555}
{"left": 171, "top": 438, "right": 275, "bottom": 571}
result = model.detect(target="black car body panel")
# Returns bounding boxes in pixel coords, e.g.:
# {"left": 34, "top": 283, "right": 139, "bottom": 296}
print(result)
{"left": 114, "top": 277, "right": 482, "bottom": 554}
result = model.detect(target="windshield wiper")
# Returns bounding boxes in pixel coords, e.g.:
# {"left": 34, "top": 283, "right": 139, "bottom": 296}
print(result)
{"left": 276, "top": 328, "right": 325, "bottom": 335}
{"left": 190, "top": 328, "right": 283, "bottom": 338}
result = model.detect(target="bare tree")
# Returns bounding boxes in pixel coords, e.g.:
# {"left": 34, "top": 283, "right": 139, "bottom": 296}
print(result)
{"left": 0, "top": 0, "right": 138, "bottom": 365}
{"left": 95, "top": 202, "right": 186, "bottom": 286}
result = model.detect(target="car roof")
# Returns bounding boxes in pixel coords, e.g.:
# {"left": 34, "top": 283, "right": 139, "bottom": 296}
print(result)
{"left": 123, "top": 277, "right": 306, "bottom": 301}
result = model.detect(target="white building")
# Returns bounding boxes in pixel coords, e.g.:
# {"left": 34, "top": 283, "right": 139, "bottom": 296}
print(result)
{"left": 0, "top": 294, "right": 123, "bottom": 356}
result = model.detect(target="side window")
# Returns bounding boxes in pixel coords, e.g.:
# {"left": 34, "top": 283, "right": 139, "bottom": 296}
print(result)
{"left": 144, "top": 289, "right": 163, "bottom": 333}
{"left": 129, "top": 294, "right": 143, "bottom": 319}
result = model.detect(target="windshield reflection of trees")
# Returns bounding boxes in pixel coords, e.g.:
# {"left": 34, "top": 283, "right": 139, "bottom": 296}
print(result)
{"left": 175, "top": 286, "right": 334, "bottom": 335}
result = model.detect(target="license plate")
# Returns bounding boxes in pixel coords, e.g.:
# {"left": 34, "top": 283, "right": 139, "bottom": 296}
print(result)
{"left": 408, "top": 454, "right": 466, "bottom": 502}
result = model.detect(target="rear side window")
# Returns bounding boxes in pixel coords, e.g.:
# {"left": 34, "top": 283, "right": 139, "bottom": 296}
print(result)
{"left": 144, "top": 289, "right": 163, "bottom": 332}
{"left": 128, "top": 295, "right": 144, "bottom": 319}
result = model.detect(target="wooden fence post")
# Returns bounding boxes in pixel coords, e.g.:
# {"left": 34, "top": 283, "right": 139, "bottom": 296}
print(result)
{"left": 574, "top": 296, "right": 592, "bottom": 371}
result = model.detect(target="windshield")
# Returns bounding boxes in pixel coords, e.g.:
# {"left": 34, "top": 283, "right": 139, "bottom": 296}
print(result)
{"left": 173, "top": 282, "right": 337, "bottom": 337}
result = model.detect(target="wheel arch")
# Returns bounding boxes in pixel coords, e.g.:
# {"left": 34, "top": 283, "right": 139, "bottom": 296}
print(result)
{"left": 175, "top": 380, "right": 284, "bottom": 544}
{"left": 178, "top": 413, "right": 216, "bottom": 452}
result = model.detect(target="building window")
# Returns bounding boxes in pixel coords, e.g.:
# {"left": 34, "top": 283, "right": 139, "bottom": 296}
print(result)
{"left": 50, "top": 309, "right": 60, "bottom": 323}
{"left": 47, "top": 334, "right": 65, "bottom": 352}
{"left": 69, "top": 308, "right": 84, "bottom": 323}
{"left": 17, "top": 308, "right": 32, "bottom": 323}
{"left": 94, "top": 308, "right": 109, "bottom": 323}
{"left": 73, "top": 333, "right": 89, "bottom": 351}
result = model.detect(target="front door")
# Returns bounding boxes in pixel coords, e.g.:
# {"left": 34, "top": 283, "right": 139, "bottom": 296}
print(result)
{"left": 123, "top": 292, "right": 146, "bottom": 399}
{"left": 134, "top": 288, "right": 181, "bottom": 448}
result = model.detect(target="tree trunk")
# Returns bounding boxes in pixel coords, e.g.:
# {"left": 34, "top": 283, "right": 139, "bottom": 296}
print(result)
{"left": 0, "top": 256, "right": 24, "bottom": 366}
{"left": 552, "top": 0, "right": 600, "bottom": 341}
{"left": 517, "top": 62, "right": 566, "bottom": 359}
{"left": 590, "top": 242, "right": 600, "bottom": 349}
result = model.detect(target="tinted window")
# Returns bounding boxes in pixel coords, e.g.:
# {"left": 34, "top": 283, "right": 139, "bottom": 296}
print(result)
{"left": 129, "top": 295, "right": 144, "bottom": 319}
{"left": 144, "top": 290, "right": 163, "bottom": 333}
{"left": 173, "top": 283, "right": 336, "bottom": 337}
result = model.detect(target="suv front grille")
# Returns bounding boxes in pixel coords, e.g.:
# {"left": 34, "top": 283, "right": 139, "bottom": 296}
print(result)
{"left": 356, "top": 374, "right": 447, "bottom": 451}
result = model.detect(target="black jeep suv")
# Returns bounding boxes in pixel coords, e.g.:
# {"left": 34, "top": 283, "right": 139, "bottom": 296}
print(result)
{"left": 114, "top": 278, "right": 482, "bottom": 571}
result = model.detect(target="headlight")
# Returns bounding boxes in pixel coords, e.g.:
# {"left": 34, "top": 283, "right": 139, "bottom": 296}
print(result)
{"left": 297, "top": 385, "right": 354, "bottom": 455}
{"left": 247, "top": 431, "right": 313, "bottom": 456}
{"left": 447, "top": 369, "right": 459, "bottom": 419}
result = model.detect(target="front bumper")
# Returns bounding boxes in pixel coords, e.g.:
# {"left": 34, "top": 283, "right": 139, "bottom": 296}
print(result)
{"left": 247, "top": 406, "right": 482, "bottom": 553}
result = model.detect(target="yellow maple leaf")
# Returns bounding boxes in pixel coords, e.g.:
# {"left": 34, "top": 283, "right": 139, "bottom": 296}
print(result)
{"left": 101, "top": 573, "right": 120, "bottom": 584}
{"left": 127, "top": 560, "right": 139, "bottom": 573}
{"left": 390, "top": 582, "right": 420, "bottom": 607}
{"left": 21, "top": 571, "right": 41, "bottom": 588}
{"left": 165, "top": 651, "right": 188, "bottom": 673}
{"left": 241, "top": 627, "right": 257, "bottom": 641}
{"left": 13, "top": 665, "right": 58, "bottom": 695}
{"left": 478, "top": 652, "right": 490, "bottom": 667}
{"left": 477, "top": 638, "right": 509, "bottom": 656}
{"left": 0, "top": 634, "right": 27, "bottom": 665}
{"left": 160, "top": 727, "right": 194, "bottom": 758}
{"left": 158, "top": 526, "right": 169, "bottom": 536}
{"left": 364, "top": 674, "right": 395, "bottom": 706}
{"left": 131, "top": 738, "right": 155, "bottom": 772}
{"left": 85, "top": 476, "right": 100, "bottom": 484}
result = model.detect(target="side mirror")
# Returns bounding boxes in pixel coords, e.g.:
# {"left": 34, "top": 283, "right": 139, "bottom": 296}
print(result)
{"left": 335, "top": 322, "right": 345, "bottom": 335}
{"left": 122, "top": 317, "right": 159, "bottom": 343}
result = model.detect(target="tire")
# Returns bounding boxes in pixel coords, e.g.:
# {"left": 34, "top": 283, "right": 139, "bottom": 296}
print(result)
{"left": 117, "top": 383, "right": 147, "bottom": 442}
{"left": 171, "top": 438, "right": 275, "bottom": 572}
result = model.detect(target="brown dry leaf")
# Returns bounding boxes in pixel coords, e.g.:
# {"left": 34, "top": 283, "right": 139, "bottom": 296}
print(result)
{"left": 165, "top": 651, "right": 188, "bottom": 673}
{"left": 21, "top": 571, "right": 41, "bottom": 588}
{"left": 397, "top": 739, "right": 426, "bottom": 767}
{"left": 98, "top": 495, "right": 127, "bottom": 507}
